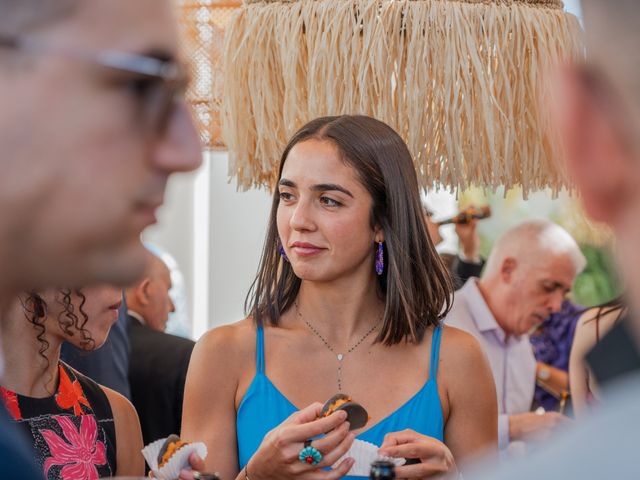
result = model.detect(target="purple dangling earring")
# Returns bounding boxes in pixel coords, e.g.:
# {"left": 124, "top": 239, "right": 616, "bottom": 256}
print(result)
{"left": 279, "top": 243, "right": 289, "bottom": 262}
{"left": 375, "top": 241, "right": 384, "bottom": 275}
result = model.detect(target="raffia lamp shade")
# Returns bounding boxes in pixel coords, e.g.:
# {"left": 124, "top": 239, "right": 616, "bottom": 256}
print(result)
{"left": 177, "top": 0, "right": 241, "bottom": 149}
{"left": 222, "top": 0, "right": 583, "bottom": 193}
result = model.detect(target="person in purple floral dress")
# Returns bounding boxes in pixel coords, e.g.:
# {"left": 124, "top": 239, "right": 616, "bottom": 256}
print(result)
{"left": 529, "top": 299, "right": 583, "bottom": 412}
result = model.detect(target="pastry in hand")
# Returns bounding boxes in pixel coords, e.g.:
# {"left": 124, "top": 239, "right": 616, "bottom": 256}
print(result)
{"left": 320, "top": 393, "right": 369, "bottom": 430}
{"left": 157, "top": 434, "right": 189, "bottom": 468}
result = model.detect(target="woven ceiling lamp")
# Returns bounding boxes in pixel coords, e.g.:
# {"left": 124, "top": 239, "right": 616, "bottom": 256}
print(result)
{"left": 177, "top": 0, "right": 241, "bottom": 149}
{"left": 223, "top": 0, "right": 582, "bottom": 194}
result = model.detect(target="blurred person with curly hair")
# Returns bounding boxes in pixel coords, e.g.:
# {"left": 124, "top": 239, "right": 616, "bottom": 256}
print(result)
{"left": 0, "top": 286, "right": 144, "bottom": 478}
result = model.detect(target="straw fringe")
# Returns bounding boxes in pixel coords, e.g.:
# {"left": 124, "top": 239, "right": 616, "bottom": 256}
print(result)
{"left": 223, "top": 0, "right": 583, "bottom": 194}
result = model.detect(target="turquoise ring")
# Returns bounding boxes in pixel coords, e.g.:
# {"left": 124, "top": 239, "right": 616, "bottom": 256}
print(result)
{"left": 298, "top": 440, "right": 323, "bottom": 465}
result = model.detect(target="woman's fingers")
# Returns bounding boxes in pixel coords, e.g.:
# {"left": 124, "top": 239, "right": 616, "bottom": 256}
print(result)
{"left": 284, "top": 410, "right": 348, "bottom": 444}
{"left": 288, "top": 426, "right": 355, "bottom": 475}
{"left": 311, "top": 421, "right": 351, "bottom": 457}
{"left": 286, "top": 402, "right": 325, "bottom": 425}
{"left": 188, "top": 453, "right": 206, "bottom": 471}
{"left": 379, "top": 430, "right": 456, "bottom": 478}
{"left": 178, "top": 470, "right": 196, "bottom": 480}
{"left": 315, "top": 430, "right": 355, "bottom": 468}
{"left": 263, "top": 408, "right": 350, "bottom": 471}
{"left": 380, "top": 429, "right": 422, "bottom": 449}
{"left": 379, "top": 440, "right": 444, "bottom": 460}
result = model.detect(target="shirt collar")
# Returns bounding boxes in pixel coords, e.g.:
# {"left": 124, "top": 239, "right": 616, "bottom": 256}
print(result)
{"left": 460, "top": 279, "right": 508, "bottom": 342}
{"left": 127, "top": 309, "right": 146, "bottom": 325}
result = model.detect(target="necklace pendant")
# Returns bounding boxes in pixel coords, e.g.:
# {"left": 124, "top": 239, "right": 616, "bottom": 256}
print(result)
{"left": 337, "top": 353, "right": 344, "bottom": 361}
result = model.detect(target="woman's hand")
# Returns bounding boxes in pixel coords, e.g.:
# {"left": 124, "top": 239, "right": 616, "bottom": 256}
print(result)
{"left": 178, "top": 453, "right": 206, "bottom": 479}
{"left": 379, "top": 430, "right": 457, "bottom": 479}
{"left": 246, "top": 402, "right": 356, "bottom": 480}
{"left": 147, "top": 452, "right": 205, "bottom": 479}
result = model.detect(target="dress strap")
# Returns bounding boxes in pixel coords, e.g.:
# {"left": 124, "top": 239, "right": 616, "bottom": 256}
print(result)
{"left": 256, "top": 324, "right": 265, "bottom": 374}
{"left": 429, "top": 324, "right": 443, "bottom": 380}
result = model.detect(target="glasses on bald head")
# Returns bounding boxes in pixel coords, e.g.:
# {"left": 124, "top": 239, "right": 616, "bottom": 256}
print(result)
{"left": 0, "top": 34, "right": 189, "bottom": 136}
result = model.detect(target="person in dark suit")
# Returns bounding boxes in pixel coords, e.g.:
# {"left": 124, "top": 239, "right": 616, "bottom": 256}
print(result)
{"left": 125, "top": 253, "right": 195, "bottom": 445}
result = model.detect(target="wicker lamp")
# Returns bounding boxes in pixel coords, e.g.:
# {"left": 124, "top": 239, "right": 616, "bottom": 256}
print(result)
{"left": 222, "top": 0, "right": 582, "bottom": 194}
{"left": 177, "top": 0, "right": 242, "bottom": 149}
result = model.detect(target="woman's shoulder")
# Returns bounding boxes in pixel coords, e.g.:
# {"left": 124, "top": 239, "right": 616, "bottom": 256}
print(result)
{"left": 575, "top": 306, "right": 622, "bottom": 340}
{"left": 573, "top": 306, "right": 621, "bottom": 353}
{"left": 577, "top": 305, "right": 622, "bottom": 329}
{"left": 192, "top": 317, "right": 257, "bottom": 366}
{"left": 101, "top": 386, "right": 138, "bottom": 423}
{"left": 437, "top": 325, "right": 487, "bottom": 368}
{"left": 101, "top": 385, "right": 141, "bottom": 444}
{"left": 101, "top": 386, "right": 144, "bottom": 475}
{"left": 436, "top": 325, "right": 496, "bottom": 408}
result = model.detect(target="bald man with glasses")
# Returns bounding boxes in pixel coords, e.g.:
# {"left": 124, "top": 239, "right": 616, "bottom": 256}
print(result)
{"left": 0, "top": 1, "right": 202, "bottom": 476}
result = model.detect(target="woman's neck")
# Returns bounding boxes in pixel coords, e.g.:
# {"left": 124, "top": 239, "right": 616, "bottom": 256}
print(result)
{"left": 0, "top": 300, "right": 62, "bottom": 398}
{"left": 295, "top": 273, "right": 385, "bottom": 346}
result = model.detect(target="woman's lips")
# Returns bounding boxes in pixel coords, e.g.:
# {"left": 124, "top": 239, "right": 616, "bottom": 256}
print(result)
{"left": 290, "top": 242, "right": 325, "bottom": 256}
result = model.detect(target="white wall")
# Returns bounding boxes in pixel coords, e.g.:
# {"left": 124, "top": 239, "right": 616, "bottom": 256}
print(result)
{"left": 564, "top": 0, "right": 582, "bottom": 19}
{"left": 207, "top": 152, "right": 272, "bottom": 333}
{"left": 143, "top": 167, "right": 197, "bottom": 333}
{"left": 143, "top": 152, "right": 272, "bottom": 340}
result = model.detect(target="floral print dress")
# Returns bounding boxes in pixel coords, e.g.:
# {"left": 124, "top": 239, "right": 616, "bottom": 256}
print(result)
{"left": 0, "top": 362, "right": 117, "bottom": 479}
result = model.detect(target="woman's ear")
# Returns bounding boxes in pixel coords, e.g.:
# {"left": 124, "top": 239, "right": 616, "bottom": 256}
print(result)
{"left": 374, "top": 226, "right": 385, "bottom": 243}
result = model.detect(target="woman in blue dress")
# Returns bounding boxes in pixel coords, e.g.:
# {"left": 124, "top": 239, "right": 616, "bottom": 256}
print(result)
{"left": 182, "top": 116, "right": 497, "bottom": 479}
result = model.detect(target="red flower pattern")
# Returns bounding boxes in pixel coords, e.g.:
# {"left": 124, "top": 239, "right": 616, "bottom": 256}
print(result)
{"left": 41, "top": 414, "right": 107, "bottom": 480}
{"left": 55, "top": 365, "right": 91, "bottom": 415}
{"left": 0, "top": 386, "right": 23, "bottom": 420}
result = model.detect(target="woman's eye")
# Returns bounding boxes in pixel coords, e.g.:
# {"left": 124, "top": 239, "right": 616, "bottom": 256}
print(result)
{"left": 320, "top": 196, "right": 341, "bottom": 207}
{"left": 279, "top": 191, "right": 294, "bottom": 201}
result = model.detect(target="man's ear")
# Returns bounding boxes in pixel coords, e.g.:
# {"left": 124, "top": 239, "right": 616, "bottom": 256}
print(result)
{"left": 554, "top": 66, "right": 633, "bottom": 225}
{"left": 136, "top": 279, "right": 152, "bottom": 306}
{"left": 500, "top": 257, "right": 517, "bottom": 283}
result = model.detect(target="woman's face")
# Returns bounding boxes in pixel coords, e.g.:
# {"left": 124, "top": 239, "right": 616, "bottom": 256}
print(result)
{"left": 50, "top": 285, "right": 122, "bottom": 350}
{"left": 277, "top": 139, "right": 381, "bottom": 283}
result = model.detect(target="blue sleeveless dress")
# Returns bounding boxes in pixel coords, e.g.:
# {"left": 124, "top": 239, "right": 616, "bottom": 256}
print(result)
{"left": 236, "top": 324, "right": 444, "bottom": 479}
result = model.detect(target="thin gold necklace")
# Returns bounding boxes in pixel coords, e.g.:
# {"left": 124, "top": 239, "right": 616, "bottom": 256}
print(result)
{"left": 295, "top": 302, "right": 380, "bottom": 392}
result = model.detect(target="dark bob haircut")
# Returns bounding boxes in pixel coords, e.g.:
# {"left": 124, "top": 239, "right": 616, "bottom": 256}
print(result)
{"left": 245, "top": 115, "right": 453, "bottom": 345}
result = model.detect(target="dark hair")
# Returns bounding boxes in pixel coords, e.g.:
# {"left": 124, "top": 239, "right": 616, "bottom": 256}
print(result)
{"left": 22, "top": 288, "right": 94, "bottom": 371}
{"left": 245, "top": 115, "right": 453, "bottom": 345}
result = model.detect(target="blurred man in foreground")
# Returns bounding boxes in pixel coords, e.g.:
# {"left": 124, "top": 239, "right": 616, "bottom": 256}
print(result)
{"left": 473, "top": 1, "right": 640, "bottom": 477}
{"left": 0, "top": 0, "right": 202, "bottom": 474}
